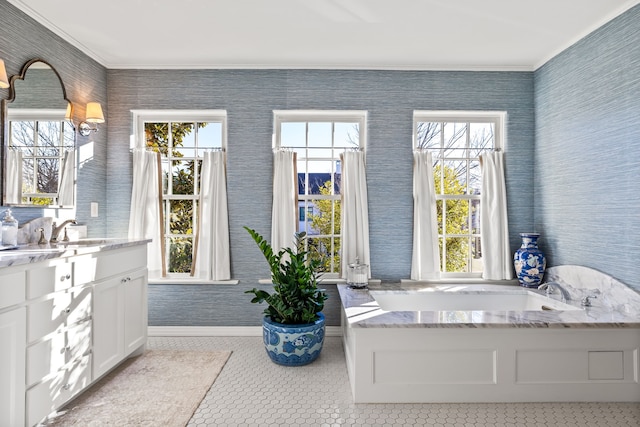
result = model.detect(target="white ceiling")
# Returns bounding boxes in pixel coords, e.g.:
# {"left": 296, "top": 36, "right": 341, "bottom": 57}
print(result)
{"left": 9, "top": 0, "right": 640, "bottom": 71}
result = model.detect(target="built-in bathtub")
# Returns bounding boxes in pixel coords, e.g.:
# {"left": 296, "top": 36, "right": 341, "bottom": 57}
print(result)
{"left": 338, "top": 266, "right": 640, "bottom": 403}
{"left": 370, "top": 288, "right": 581, "bottom": 312}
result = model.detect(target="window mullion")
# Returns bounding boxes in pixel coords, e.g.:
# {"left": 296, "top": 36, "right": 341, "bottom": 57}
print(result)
{"left": 168, "top": 122, "right": 174, "bottom": 196}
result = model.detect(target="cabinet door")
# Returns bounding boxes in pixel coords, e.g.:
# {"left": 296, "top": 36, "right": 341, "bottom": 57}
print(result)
{"left": 92, "top": 277, "right": 124, "bottom": 379}
{"left": 0, "top": 307, "right": 26, "bottom": 427}
{"left": 124, "top": 270, "right": 147, "bottom": 355}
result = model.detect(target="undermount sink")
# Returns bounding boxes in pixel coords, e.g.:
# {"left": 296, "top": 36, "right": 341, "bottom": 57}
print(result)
{"left": 56, "top": 237, "right": 123, "bottom": 248}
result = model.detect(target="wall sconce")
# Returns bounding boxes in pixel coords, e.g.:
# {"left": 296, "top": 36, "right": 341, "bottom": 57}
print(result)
{"left": 0, "top": 59, "right": 9, "bottom": 89}
{"left": 79, "top": 102, "right": 105, "bottom": 136}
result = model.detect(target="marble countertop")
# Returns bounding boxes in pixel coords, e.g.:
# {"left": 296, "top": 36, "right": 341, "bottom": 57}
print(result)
{"left": 0, "top": 238, "right": 151, "bottom": 268}
{"left": 338, "top": 283, "right": 640, "bottom": 329}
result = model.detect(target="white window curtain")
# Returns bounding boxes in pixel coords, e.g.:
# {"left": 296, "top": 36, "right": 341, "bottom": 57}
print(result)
{"left": 57, "top": 150, "right": 75, "bottom": 206}
{"left": 340, "top": 150, "right": 371, "bottom": 278}
{"left": 480, "top": 151, "right": 513, "bottom": 280}
{"left": 128, "top": 149, "right": 165, "bottom": 277}
{"left": 192, "top": 150, "right": 230, "bottom": 280}
{"left": 411, "top": 150, "right": 440, "bottom": 280}
{"left": 5, "top": 149, "right": 22, "bottom": 204}
{"left": 271, "top": 150, "right": 297, "bottom": 253}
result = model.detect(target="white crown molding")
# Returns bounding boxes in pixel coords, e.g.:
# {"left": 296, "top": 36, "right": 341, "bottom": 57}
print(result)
{"left": 106, "top": 62, "right": 534, "bottom": 72}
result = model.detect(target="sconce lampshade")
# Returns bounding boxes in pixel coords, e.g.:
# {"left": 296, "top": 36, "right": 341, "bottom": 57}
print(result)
{"left": 0, "top": 59, "right": 9, "bottom": 89}
{"left": 65, "top": 102, "right": 73, "bottom": 121}
{"left": 85, "top": 102, "right": 105, "bottom": 123}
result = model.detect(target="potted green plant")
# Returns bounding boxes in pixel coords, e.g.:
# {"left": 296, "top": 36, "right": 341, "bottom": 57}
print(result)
{"left": 244, "top": 226, "right": 328, "bottom": 366}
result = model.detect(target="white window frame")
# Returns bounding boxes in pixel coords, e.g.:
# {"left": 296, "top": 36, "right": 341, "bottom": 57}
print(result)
{"left": 413, "top": 110, "right": 506, "bottom": 278}
{"left": 132, "top": 110, "right": 228, "bottom": 281}
{"left": 273, "top": 110, "right": 367, "bottom": 278}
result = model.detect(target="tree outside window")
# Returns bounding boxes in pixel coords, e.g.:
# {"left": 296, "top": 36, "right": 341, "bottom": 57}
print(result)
{"left": 415, "top": 113, "right": 503, "bottom": 276}
{"left": 276, "top": 112, "right": 365, "bottom": 277}
{"left": 144, "top": 118, "right": 224, "bottom": 275}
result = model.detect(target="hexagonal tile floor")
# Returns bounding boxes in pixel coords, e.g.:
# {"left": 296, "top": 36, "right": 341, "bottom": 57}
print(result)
{"left": 148, "top": 336, "right": 640, "bottom": 426}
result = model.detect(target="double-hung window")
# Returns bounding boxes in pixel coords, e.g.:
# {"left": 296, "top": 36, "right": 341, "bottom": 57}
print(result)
{"left": 135, "top": 110, "right": 227, "bottom": 277}
{"left": 414, "top": 111, "right": 505, "bottom": 277}
{"left": 274, "top": 111, "right": 366, "bottom": 277}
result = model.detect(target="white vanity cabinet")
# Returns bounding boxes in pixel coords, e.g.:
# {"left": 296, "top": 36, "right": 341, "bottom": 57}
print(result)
{"left": 92, "top": 244, "right": 148, "bottom": 378}
{"left": 0, "top": 240, "right": 148, "bottom": 427}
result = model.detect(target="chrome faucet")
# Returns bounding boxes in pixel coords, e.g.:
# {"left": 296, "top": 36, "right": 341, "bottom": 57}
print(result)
{"left": 50, "top": 219, "right": 77, "bottom": 243}
{"left": 538, "top": 282, "right": 571, "bottom": 302}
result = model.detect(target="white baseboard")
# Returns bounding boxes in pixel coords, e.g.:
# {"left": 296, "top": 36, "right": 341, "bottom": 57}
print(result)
{"left": 148, "top": 325, "right": 343, "bottom": 337}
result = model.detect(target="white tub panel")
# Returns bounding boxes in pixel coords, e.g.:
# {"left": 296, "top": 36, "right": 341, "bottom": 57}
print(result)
{"left": 343, "top": 325, "right": 640, "bottom": 402}
{"left": 517, "top": 349, "right": 589, "bottom": 383}
{"left": 588, "top": 351, "right": 624, "bottom": 380}
{"left": 373, "top": 349, "right": 496, "bottom": 384}
{"left": 516, "top": 348, "right": 635, "bottom": 384}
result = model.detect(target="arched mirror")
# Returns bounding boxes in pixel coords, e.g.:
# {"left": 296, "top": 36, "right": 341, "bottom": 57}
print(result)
{"left": 1, "top": 59, "right": 75, "bottom": 207}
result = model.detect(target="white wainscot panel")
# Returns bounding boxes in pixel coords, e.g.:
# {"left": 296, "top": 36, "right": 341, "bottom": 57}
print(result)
{"left": 517, "top": 348, "right": 634, "bottom": 384}
{"left": 374, "top": 349, "right": 496, "bottom": 385}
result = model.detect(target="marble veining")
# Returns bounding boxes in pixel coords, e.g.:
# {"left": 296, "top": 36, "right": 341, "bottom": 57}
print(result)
{"left": 545, "top": 265, "right": 640, "bottom": 317}
{"left": 338, "top": 265, "right": 640, "bottom": 329}
{"left": 0, "top": 239, "right": 150, "bottom": 268}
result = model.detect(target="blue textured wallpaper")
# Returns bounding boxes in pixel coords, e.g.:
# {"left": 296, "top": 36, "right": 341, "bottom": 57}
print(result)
{"left": 107, "top": 69, "right": 534, "bottom": 326}
{"left": 534, "top": 4, "right": 640, "bottom": 292}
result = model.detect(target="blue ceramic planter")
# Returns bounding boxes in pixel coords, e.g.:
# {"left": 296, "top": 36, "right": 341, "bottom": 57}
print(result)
{"left": 262, "top": 313, "right": 325, "bottom": 366}
{"left": 513, "top": 233, "right": 546, "bottom": 288}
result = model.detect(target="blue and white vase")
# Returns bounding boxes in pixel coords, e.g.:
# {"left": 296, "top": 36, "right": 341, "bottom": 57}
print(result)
{"left": 513, "top": 233, "right": 546, "bottom": 288}
{"left": 262, "top": 313, "right": 325, "bottom": 366}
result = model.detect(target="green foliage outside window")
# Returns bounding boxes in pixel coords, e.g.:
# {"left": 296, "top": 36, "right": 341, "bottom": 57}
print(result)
{"left": 307, "top": 181, "right": 341, "bottom": 274}
{"left": 307, "top": 166, "right": 471, "bottom": 274}
{"left": 30, "top": 197, "right": 54, "bottom": 205}
{"left": 434, "top": 164, "right": 471, "bottom": 273}
{"left": 145, "top": 122, "right": 204, "bottom": 274}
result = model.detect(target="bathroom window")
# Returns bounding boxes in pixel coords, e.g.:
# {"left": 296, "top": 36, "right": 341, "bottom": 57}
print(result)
{"left": 414, "top": 111, "right": 505, "bottom": 277}
{"left": 274, "top": 111, "right": 366, "bottom": 277}
{"left": 137, "top": 111, "right": 227, "bottom": 277}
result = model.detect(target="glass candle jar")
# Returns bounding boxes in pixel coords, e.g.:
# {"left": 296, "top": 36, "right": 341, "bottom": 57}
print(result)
{"left": 347, "top": 257, "right": 368, "bottom": 289}
{"left": 1, "top": 209, "right": 18, "bottom": 247}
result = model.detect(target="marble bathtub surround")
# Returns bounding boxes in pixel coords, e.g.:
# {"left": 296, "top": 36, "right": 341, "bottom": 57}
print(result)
{"left": 545, "top": 265, "right": 640, "bottom": 317}
{"left": 338, "top": 265, "right": 640, "bottom": 329}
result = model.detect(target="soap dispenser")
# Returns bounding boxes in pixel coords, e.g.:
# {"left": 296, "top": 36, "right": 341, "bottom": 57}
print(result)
{"left": 1, "top": 208, "right": 18, "bottom": 246}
